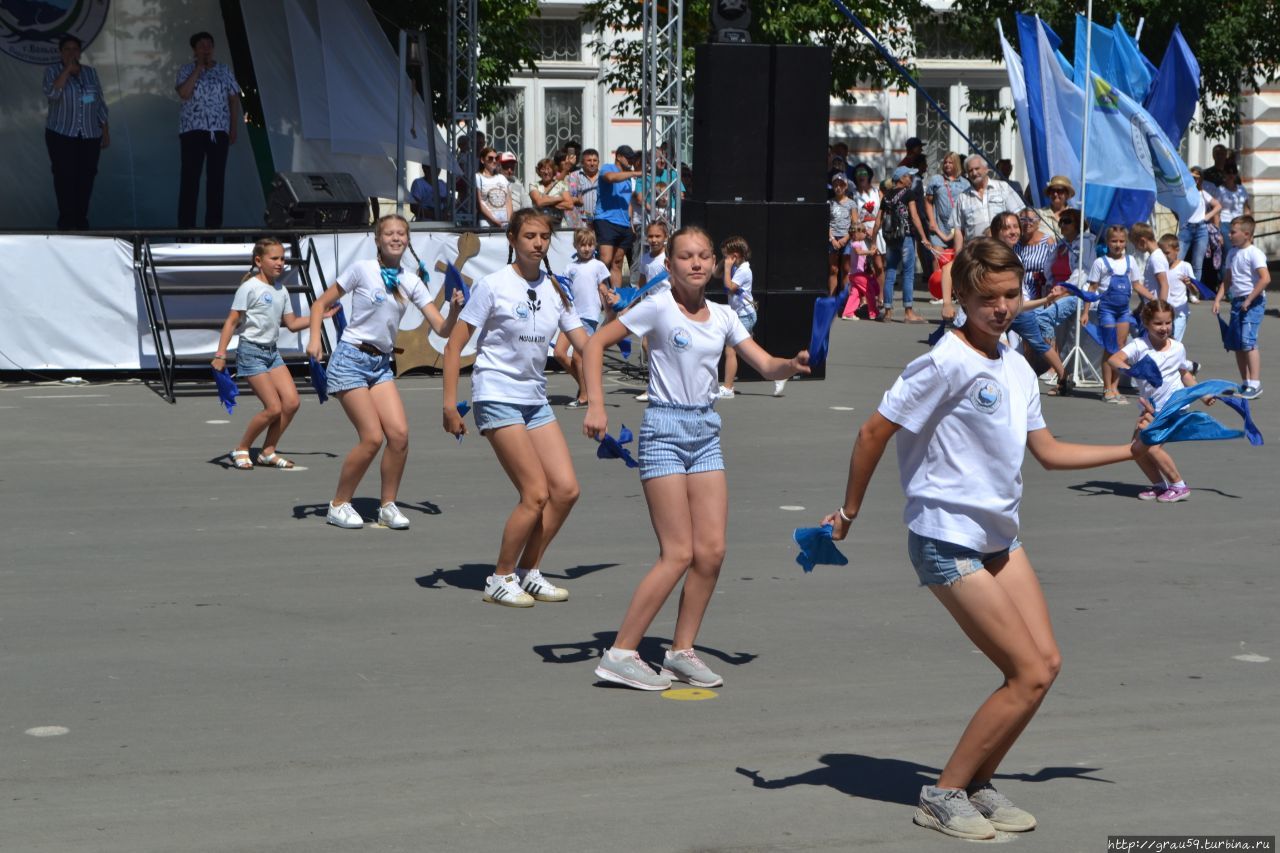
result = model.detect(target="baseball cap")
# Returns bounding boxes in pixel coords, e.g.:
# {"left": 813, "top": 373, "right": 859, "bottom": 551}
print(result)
{"left": 830, "top": 171, "right": 849, "bottom": 184}
{"left": 905, "top": 137, "right": 923, "bottom": 149}
{"left": 498, "top": 151, "right": 517, "bottom": 163}
{"left": 891, "top": 165, "right": 918, "bottom": 181}
{"left": 614, "top": 144, "right": 637, "bottom": 162}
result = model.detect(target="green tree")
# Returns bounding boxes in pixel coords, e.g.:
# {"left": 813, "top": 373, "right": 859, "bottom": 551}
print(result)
{"left": 582, "top": 0, "right": 933, "bottom": 117}
{"left": 367, "top": 0, "right": 542, "bottom": 120}
{"left": 946, "top": 0, "right": 1280, "bottom": 139}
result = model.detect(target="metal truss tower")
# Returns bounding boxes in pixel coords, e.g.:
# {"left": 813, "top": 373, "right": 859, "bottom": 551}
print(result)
{"left": 640, "top": 0, "right": 684, "bottom": 230}
{"left": 448, "top": 0, "right": 479, "bottom": 226}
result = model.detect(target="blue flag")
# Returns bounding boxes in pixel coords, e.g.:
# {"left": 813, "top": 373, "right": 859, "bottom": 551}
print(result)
{"left": 1189, "top": 278, "right": 1217, "bottom": 301}
{"left": 1217, "top": 396, "right": 1264, "bottom": 446}
{"left": 212, "top": 367, "right": 237, "bottom": 414}
{"left": 618, "top": 337, "right": 632, "bottom": 360}
{"left": 444, "top": 262, "right": 471, "bottom": 303}
{"left": 596, "top": 425, "right": 639, "bottom": 468}
{"left": 807, "top": 288, "right": 845, "bottom": 368}
{"left": 613, "top": 270, "right": 669, "bottom": 312}
{"left": 1124, "top": 353, "right": 1164, "bottom": 387}
{"left": 1139, "top": 379, "right": 1263, "bottom": 445}
{"left": 1058, "top": 281, "right": 1101, "bottom": 303}
{"left": 308, "top": 357, "right": 329, "bottom": 404}
{"left": 793, "top": 524, "right": 850, "bottom": 574}
{"left": 1144, "top": 24, "right": 1199, "bottom": 145}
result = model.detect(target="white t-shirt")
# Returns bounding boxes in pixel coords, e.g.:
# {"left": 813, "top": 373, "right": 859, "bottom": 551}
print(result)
{"left": 877, "top": 331, "right": 1045, "bottom": 553}
{"left": 1185, "top": 188, "right": 1212, "bottom": 225}
{"left": 621, "top": 289, "right": 750, "bottom": 406}
{"left": 644, "top": 250, "right": 667, "bottom": 284}
{"left": 1088, "top": 255, "right": 1138, "bottom": 297}
{"left": 728, "top": 261, "right": 755, "bottom": 316}
{"left": 1225, "top": 245, "right": 1267, "bottom": 299}
{"left": 231, "top": 277, "right": 290, "bottom": 345}
{"left": 460, "top": 265, "right": 583, "bottom": 404}
{"left": 477, "top": 172, "right": 510, "bottom": 224}
{"left": 1119, "top": 337, "right": 1192, "bottom": 412}
{"left": 335, "top": 260, "right": 430, "bottom": 354}
{"left": 564, "top": 256, "right": 610, "bottom": 322}
{"left": 1215, "top": 184, "right": 1249, "bottom": 223}
{"left": 1167, "top": 260, "right": 1192, "bottom": 312}
{"left": 1142, "top": 248, "right": 1170, "bottom": 297}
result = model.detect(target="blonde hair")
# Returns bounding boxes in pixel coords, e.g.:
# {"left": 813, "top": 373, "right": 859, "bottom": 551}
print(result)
{"left": 1129, "top": 222, "right": 1155, "bottom": 244}
{"left": 572, "top": 226, "right": 596, "bottom": 249}
{"left": 950, "top": 238, "right": 1024, "bottom": 303}
{"left": 241, "top": 237, "right": 286, "bottom": 283}
{"left": 506, "top": 208, "right": 571, "bottom": 309}
{"left": 669, "top": 224, "right": 714, "bottom": 256}
{"left": 942, "top": 151, "right": 964, "bottom": 177}
{"left": 1231, "top": 215, "right": 1256, "bottom": 236}
{"left": 1157, "top": 233, "right": 1179, "bottom": 252}
{"left": 1104, "top": 224, "right": 1129, "bottom": 243}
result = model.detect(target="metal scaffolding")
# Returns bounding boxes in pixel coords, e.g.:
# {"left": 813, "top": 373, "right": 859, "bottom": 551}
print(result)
{"left": 640, "top": 0, "right": 685, "bottom": 230}
{"left": 448, "top": 0, "right": 479, "bottom": 226}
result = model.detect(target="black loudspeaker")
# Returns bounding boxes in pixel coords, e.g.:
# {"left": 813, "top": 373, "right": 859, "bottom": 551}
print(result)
{"left": 769, "top": 45, "right": 833, "bottom": 203}
{"left": 754, "top": 290, "right": 826, "bottom": 380}
{"left": 266, "top": 172, "right": 369, "bottom": 228}
{"left": 682, "top": 199, "right": 770, "bottom": 299}
{"left": 691, "top": 44, "right": 772, "bottom": 201}
{"left": 765, "top": 202, "right": 828, "bottom": 292}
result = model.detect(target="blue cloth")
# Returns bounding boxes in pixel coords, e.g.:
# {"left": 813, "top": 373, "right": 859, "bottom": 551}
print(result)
{"left": 1058, "top": 281, "right": 1101, "bottom": 303}
{"left": 1139, "top": 379, "right": 1263, "bottom": 446}
{"left": 1125, "top": 353, "right": 1163, "bottom": 387}
{"left": 596, "top": 424, "right": 639, "bottom": 468}
{"left": 1217, "top": 396, "right": 1264, "bottom": 446}
{"left": 453, "top": 401, "right": 470, "bottom": 443}
{"left": 212, "top": 367, "right": 237, "bottom": 414}
{"left": 380, "top": 267, "right": 400, "bottom": 292}
{"left": 927, "top": 321, "right": 948, "bottom": 346}
{"left": 308, "top": 357, "right": 329, "bottom": 404}
{"left": 808, "top": 288, "right": 846, "bottom": 367}
{"left": 1189, "top": 277, "right": 1217, "bottom": 301}
{"left": 332, "top": 304, "right": 348, "bottom": 337}
{"left": 613, "top": 270, "right": 668, "bottom": 312}
{"left": 1082, "top": 321, "right": 1105, "bottom": 349}
{"left": 1217, "top": 313, "right": 1243, "bottom": 352}
{"left": 618, "top": 337, "right": 632, "bottom": 360}
{"left": 444, "top": 262, "right": 471, "bottom": 303}
{"left": 793, "top": 524, "right": 849, "bottom": 574}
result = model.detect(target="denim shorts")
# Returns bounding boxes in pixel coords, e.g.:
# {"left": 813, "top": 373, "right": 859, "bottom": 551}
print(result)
{"left": 1009, "top": 309, "right": 1051, "bottom": 354}
{"left": 472, "top": 399, "right": 556, "bottom": 434}
{"left": 638, "top": 401, "right": 723, "bottom": 481}
{"left": 326, "top": 340, "right": 395, "bottom": 394}
{"left": 907, "top": 530, "right": 1022, "bottom": 587}
{"left": 236, "top": 338, "right": 285, "bottom": 377}
{"left": 1096, "top": 303, "right": 1132, "bottom": 328}
{"left": 1233, "top": 295, "right": 1266, "bottom": 351}
{"left": 736, "top": 311, "right": 757, "bottom": 334}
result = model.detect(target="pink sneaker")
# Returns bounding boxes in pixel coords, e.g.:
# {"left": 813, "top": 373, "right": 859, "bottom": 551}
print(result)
{"left": 1138, "top": 485, "right": 1165, "bottom": 501}
{"left": 1157, "top": 484, "right": 1191, "bottom": 503}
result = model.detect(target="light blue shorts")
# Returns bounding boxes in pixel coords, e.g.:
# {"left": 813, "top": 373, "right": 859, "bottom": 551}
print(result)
{"left": 235, "top": 338, "right": 285, "bottom": 377}
{"left": 638, "top": 401, "right": 723, "bottom": 481}
{"left": 1232, "top": 295, "right": 1266, "bottom": 351}
{"left": 472, "top": 399, "right": 555, "bottom": 434}
{"left": 907, "top": 531, "right": 1023, "bottom": 587}
{"left": 736, "top": 311, "right": 757, "bottom": 334}
{"left": 326, "top": 340, "right": 395, "bottom": 394}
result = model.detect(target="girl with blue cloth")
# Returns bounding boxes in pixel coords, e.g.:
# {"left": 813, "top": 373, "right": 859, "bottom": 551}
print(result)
{"left": 822, "top": 239, "right": 1154, "bottom": 840}
{"left": 1087, "top": 225, "right": 1157, "bottom": 404}
{"left": 307, "top": 215, "right": 464, "bottom": 530}
{"left": 214, "top": 238, "right": 334, "bottom": 470}
{"left": 580, "top": 225, "right": 809, "bottom": 691}
{"left": 441, "top": 209, "right": 590, "bottom": 608}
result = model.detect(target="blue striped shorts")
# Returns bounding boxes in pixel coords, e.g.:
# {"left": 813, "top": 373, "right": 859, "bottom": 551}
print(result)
{"left": 638, "top": 401, "right": 723, "bottom": 481}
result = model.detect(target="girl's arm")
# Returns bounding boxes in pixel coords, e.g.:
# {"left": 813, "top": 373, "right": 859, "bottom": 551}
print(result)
{"left": 441, "top": 319, "right": 476, "bottom": 437}
{"left": 1026, "top": 404, "right": 1154, "bottom": 470}
{"left": 732, "top": 338, "right": 809, "bottom": 382}
{"left": 421, "top": 289, "right": 466, "bottom": 336}
{"left": 283, "top": 300, "right": 337, "bottom": 333}
{"left": 722, "top": 257, "right": 740, "bottom": 294}
{"left": 940, "top": 263, "right": 955, "bottom": 321}
{"left": 582, "top": 319, "right": 633, "bottom": 439}
{"left": 211, "top": 309, "right": 242, "bottom": 368}
{"left": 1105, "top": 348, "right": 1132, "bottom": 374}
{"left": 306, "top": 283, "right": 344, "bottom": 360}
{"left": 1205, "top": 195, "right": 1222, "bottom": 225}
{"left": 821, "top": 411, "right": 901, "bottom": 540}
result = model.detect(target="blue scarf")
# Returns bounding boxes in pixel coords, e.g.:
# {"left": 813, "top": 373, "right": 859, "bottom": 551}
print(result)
{"left": 380, "top": 267, "right": 401, "bottom": 292}
{"left": 1139, "top": 379, "right": 1264, "bottom": 446}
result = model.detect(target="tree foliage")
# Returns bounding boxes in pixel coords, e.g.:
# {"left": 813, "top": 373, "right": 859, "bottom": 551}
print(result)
{"left": 946, "top": 0, "right": 1280, "bottom": 140}
{"left": 367, "top": 0, "right": 542, "bottom": 120}
{"left": 582, "top": 0, "right": 933, "bottom": 117}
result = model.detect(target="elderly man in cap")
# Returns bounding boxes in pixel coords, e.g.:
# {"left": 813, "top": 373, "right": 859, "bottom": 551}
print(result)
{"left": 498, "top": 151, "right": 532, "bottom": 211}
{"left": 594, "top": 144, "right": 643, "bottom": 287}
{"left": 879, "top": 164, "right": 932, "bottom": 323}
{"left": 950, "top": 155, "right": 1025, "bottom": 248}
{"left": 1035, "top": 174, "right": 1076, "bottom": 241}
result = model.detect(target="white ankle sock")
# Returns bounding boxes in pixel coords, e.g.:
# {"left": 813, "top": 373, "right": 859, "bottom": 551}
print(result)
{"left": 606, "top": 647, "right": 634, "bottom": 662}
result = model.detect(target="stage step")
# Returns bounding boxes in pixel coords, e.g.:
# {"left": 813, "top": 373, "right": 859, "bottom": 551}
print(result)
{"left": 156, "top": 283, "right": 313, "bottom": 296}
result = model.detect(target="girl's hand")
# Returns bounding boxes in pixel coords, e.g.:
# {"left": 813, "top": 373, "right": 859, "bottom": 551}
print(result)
{"left": 322, "top": 304, "right": 340, "bottom": 319}
{"left": 305, "top": 339, "right": 323, "bottom": 361}
{"left": 1130, "top": 398, "right": 1156, "bottom": 457}
{"left": 211, "top": 354, "right": 226, "bottom": 370}
{"left": 443, "top": 406, "right": 467, "bottom": 438}
{"left": 791, "top": 350, "right": 812, "bottom": 376}
{"left": 582, "top": 406, "right": 608, "bottom": 441}
{"left": 820, "top": 510, "right": 852, "bottom": 541}
{"left": 941, "top": 303, "right": 955, "bottom": 322}
{"left": 450, "top": 288, "right": 467, "bottom": 309}
{"left": 1212, "top": 299, "right": 1222, "bottom": 315}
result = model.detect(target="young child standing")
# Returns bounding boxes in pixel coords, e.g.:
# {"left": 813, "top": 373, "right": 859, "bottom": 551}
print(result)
{"left": 306, "top": 214, "right": 464, "bottom": 529}
{"left": 214, "top": 238, "right": 330, "bottom": 469}
{"left": 582, "top": 225, "right": 809, "bottom": 690}
{"left": 823, "top": 238, "right": 1153, "bottom": 839}
{"left": 1088, "top": 225, "right": 1156, "bottom": 404}
{"left": 1107, "top": 300, "right": 1199, "bottom": 502}
{"left": 637, "top": 220, "right": 669, "bottom": 286}
{"left": 557, "top": 227, "right": 613, "bottom": 408}
{"left": 828, "top": 172, "right": 856, "bottom": 295}
{"left": 841, "top": 221, "right": 881, "bottom": 320}
{"left": 442, "top": 209, "right": 591, "bottom": 607}
{"left": 1130, "top": 223, "right": 1170, "bottom": 302}
{"left": 1158, "top": 234, "right": 1194, "bottom": 342}
{"left": 1214, "top": 215, "right": 1270, "bottom": 399}
{"left": 718, "top": 235, "right": 758, "bottom": 399}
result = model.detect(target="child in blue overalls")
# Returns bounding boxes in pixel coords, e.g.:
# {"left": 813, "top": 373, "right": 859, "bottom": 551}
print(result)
{"left": 1087, "top": 225, "right": 1156, "bottom": 403}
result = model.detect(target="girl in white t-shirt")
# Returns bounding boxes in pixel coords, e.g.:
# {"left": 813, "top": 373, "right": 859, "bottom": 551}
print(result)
{"left": 442, "top": 208, "right": 590, "bottom": 608}
{"left": 476, "top": 146, "right": 512, "bottom": 228}
{"left": 823, "top": 238, "right": 1154, "bottom": 840}
{"left": 1107, "top": 300, "right": 1199, "bottom": 503}
{"left": 214, "top": 237, "right": 333, "bottom": 470}
{"left": 718, "top": 234, "right": 759, "bottom": 398}
{"left": 306, "top": 214, "right": 465, "bottom": 530}
{"left": 581, "top": 225, "right": 810, "bottom": 691}
{"left": 556, "top": 227, "right": 613, "bottom": 408}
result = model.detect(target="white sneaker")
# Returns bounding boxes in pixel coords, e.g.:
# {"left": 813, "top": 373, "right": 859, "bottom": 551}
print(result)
{"left": 773, "top": 378, "right": 788, "bottom": 397}
{"left": 483, "top": 573, "right": 535, "bottom": 607}
{"left": 519, "top": 569, "right": 568, "bottom": 602}
{"left": 635, "top": 391, "right": 650, "bottom": 402}
{"left": 377, "top": 502, "right": 410, "bottom": 529}
{"left": 326, "top": 502, "right": 364, "bottom": 529}
{"left": 717, "top": 385, "right": 735, "bottom": 399}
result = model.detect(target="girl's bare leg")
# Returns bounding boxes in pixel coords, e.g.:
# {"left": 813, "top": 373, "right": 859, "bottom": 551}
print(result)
{"left": 333, "top": 387, "right": 384, "bottom": 504}
{"left": 259, "top": 365, "right": 300, "bottom": 456}
{"left": 613, "top": 474, "right": 694, "bottom": 650}
{"left": 487, "top": 424, "right": 551, "bottom": 574}
{"left": 238, "top": 372, "right": 284, "bottom": 452}
{"left": 514, "top": 421, "right": 580, "bottom": 570}
{"left": 671, "top": 471, "right": 728, "bottom": 650}
{"left": 368, "top": 382, "right": 409, "bottom": 504}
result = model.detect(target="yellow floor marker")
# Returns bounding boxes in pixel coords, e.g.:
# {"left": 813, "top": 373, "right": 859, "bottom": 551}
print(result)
{"left": 662, "top": 688, "right": 718, "bottom": 701}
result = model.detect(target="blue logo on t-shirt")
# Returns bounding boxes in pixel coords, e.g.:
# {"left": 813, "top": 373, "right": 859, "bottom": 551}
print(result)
{"left": 970, "top": 380, "right": 1003, "bottom": 414}
{"left": 515, "top": 302, "right": 530, "bottom": 320}
{"left": 670, "top": 327, "right": 692, "bottom": 351}
{"left": 373, "top": 290, "right": 386, "bottom": 305}
{"left": 261, "top": 293, "right": 273, "bottom": 304}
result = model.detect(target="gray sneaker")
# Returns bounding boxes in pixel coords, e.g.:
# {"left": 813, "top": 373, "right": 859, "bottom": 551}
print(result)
{"left": 967, "top": 783, "right": 1037, "bottom": 832}
{"left": 913, "top": 785, "right": 996, "bottom": 840}
{"left": 594, "top": 650, "right": 672, "bottom": 691}
{"left": 660, "top": 648, "right": 723, "bottom": 687}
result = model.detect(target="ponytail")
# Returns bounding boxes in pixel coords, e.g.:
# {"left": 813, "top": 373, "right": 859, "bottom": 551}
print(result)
{"left": 242, "top": 237, "right": 285, "bottom": 283}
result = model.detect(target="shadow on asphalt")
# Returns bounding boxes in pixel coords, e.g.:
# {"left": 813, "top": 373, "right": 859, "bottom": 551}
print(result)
{"left": 532, "top": 631, "right": 758, "bottom": 668}
{"left": 293, "top": 498, "right": 442, "bottom": 520}
{"left": 1068, "top": 480, "right": 1242, "bottom": 500}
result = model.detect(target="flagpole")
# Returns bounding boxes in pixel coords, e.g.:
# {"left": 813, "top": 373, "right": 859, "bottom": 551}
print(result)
{"left": 1063, "top": 0, "right": 1103, "bottom": 387}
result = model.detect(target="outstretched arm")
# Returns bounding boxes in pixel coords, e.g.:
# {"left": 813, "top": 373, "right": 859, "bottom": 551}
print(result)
{"left": 1026, "top": 401, "right": 1154, "bottom": 469}
{"left": 582, "top": 318, "right": 633, "bottom": 439}
{"left": 733, "top": 338, "right": 809, "bottom": 382}
{"left": 821, "top": 411, "right": 901, "bottom": 540}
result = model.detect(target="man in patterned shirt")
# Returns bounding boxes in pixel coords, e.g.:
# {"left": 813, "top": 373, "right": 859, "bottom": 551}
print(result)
{"left": 564, "top": 148, "right": 600, "bottom": 229}
{"left": 43, "top": 34, "right": 109, "bottom": 230}
{"left": 175, "top": 31, "right": 242, "bottom": 229}
{"left": 950, "top": 155, "right": 1024, "bottom": 249}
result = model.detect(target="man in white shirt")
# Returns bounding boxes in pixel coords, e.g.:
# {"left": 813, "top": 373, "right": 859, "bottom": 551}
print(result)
{"left": 951, "top": 156, "right": 1024, "bottom": 248}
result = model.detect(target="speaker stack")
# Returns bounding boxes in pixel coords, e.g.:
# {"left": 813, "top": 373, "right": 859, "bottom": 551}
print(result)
{"left": 684, "top": 43, "right": 833, "bottom": 380}
{"left": 266, "top": 172, "right": 370, "bottom": 228}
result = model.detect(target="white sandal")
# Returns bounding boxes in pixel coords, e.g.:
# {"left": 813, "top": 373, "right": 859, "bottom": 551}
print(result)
{"left": 257, "top": 452, "right": 294, "bottom": 469}
{"left": 229, "top": 449, "right": 254, "bottom": 470}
